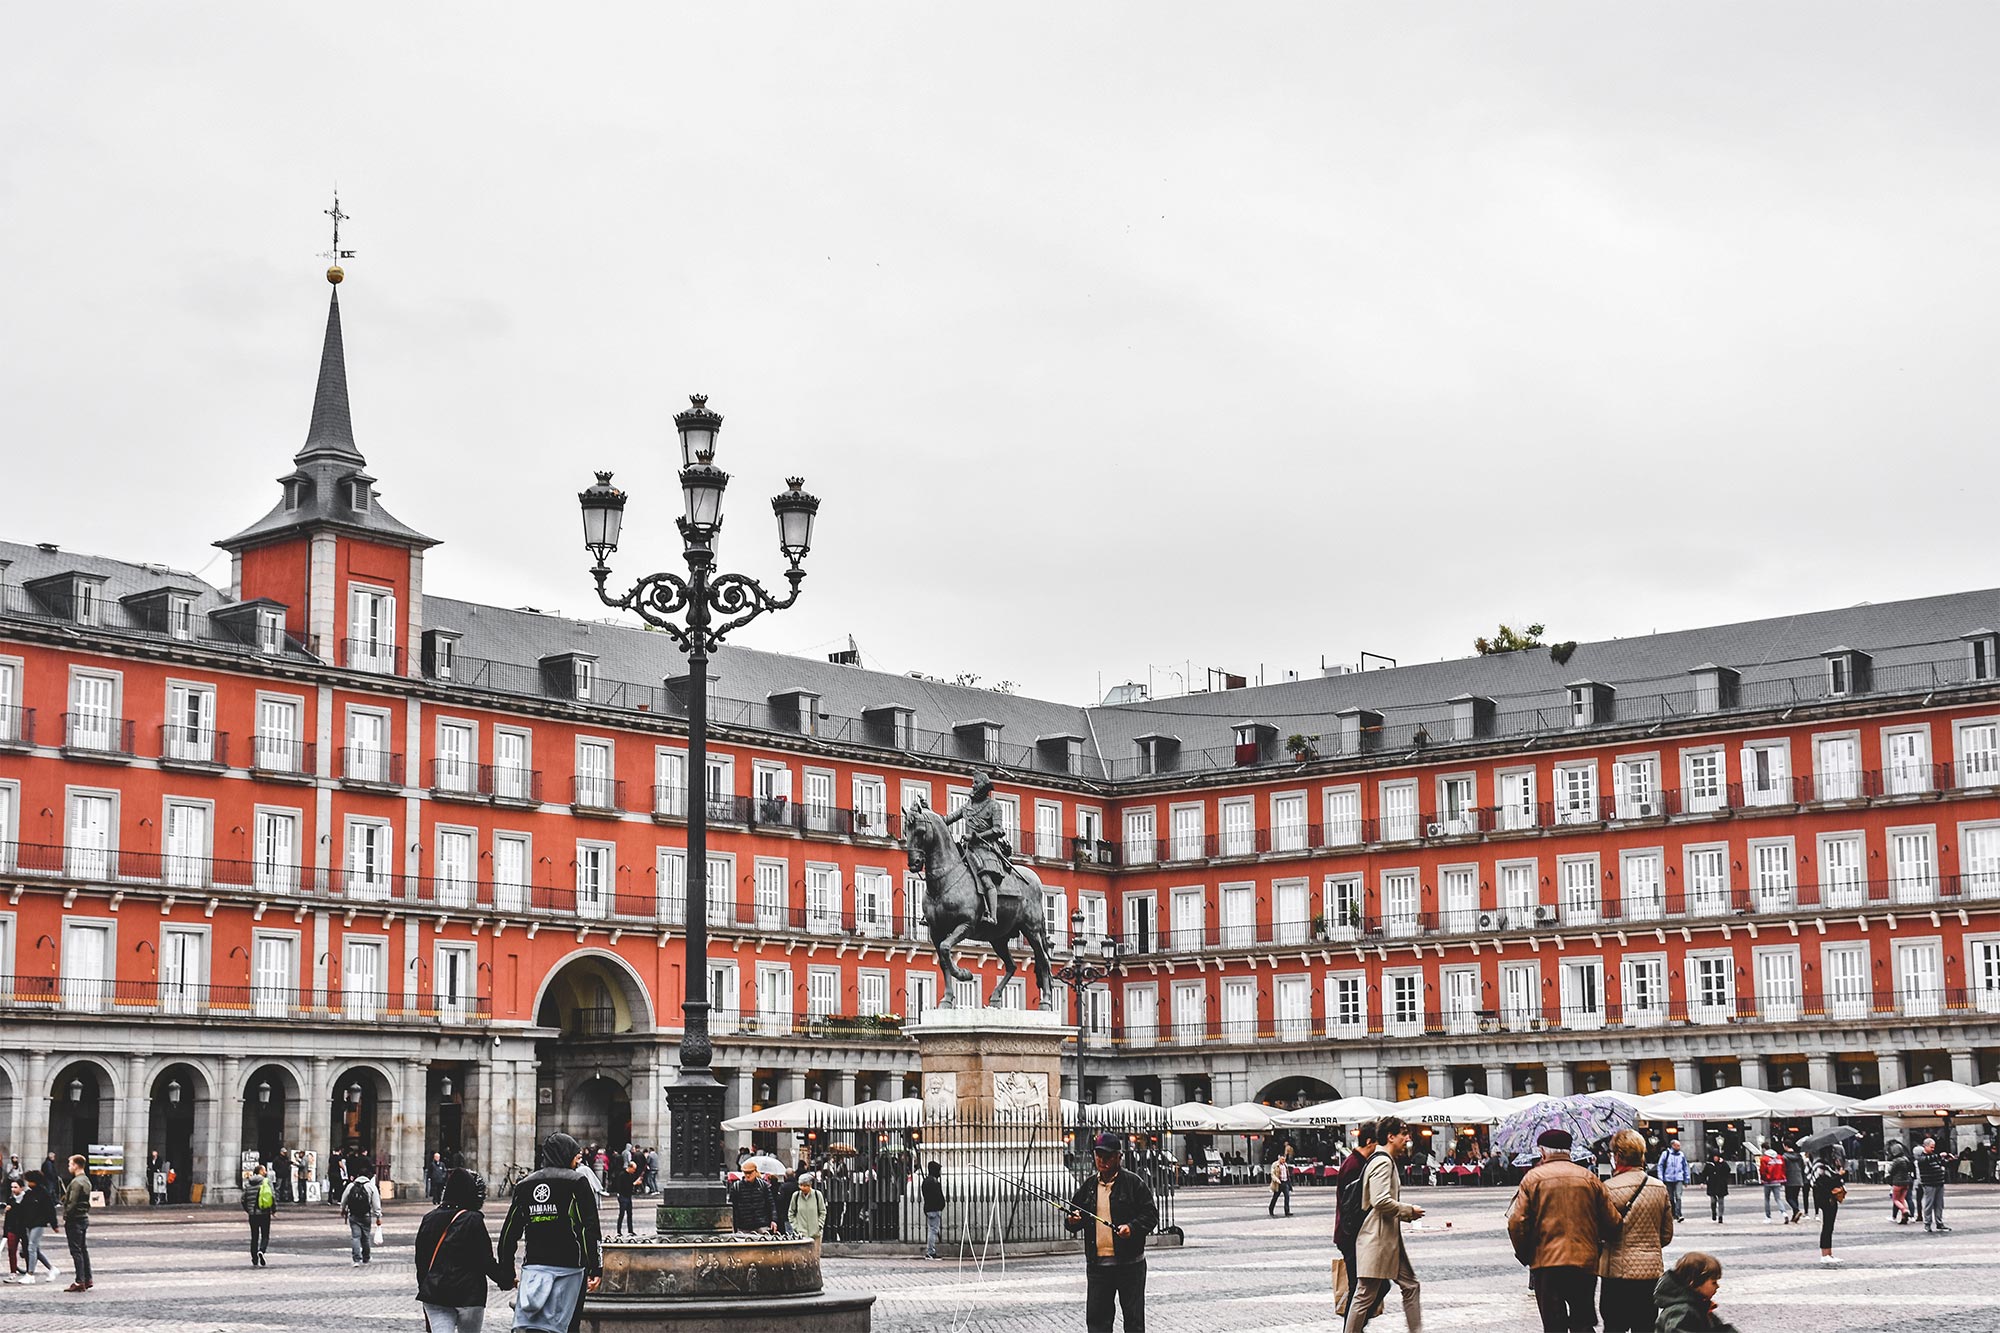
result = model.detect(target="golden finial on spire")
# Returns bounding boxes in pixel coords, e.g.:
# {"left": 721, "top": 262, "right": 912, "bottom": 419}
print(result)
{"left": 321, "top": 190, "right": 355, "bottom": 284}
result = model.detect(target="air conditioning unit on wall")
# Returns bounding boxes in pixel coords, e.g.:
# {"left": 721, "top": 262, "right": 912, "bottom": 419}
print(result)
{"left": 1476, "top": 910, "right": 1504, "bottom": 932}
{"left": 1531, "top": 904, "right": 1558, "bottom": 927}
{"left": 1425, "top": 822, "right": 1446, "bottom": 838}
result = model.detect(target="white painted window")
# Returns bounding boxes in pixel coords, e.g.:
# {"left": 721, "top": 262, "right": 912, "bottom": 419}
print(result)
{"left": 346, "top": 708, "right": 389, "bottom": 784}
{"left": 1501, "top": 962, "right": 1539, "bottom": 1030}
{"left": 1381, "top": 870, "right": 1419, "bottom": 938}
{"left": 163, "top": 800, "right": 210, "bottom": 888}
{"left": 1559, "top": 959, "right": 1604, "bottom": 1029}
{"left": 1963, "top": 826, "right": 2000, "bottom": 901}
{"left": 1387, "top": 971, "right": 1422, "bottom": 1032}
{"left": 342, "top": 938, "right": 385, "bottom": 1020}
{"left": 1033, "top": 800, "right": 1063, "bottom": 858}
{"left": 1324, "top": 787, "right": 1362, "bottom": 846}
{"left": 855, "top": 777, "right": 890, "bottom": 839}
{"left": 706, "top": 854, "right": 734, "bottom": 926}
{"left": 1825, "top": 944, "right": 1869, "bottom": 1020}
{"left": 1126, "top": 983, "right": 1159, "bottom": 1047}
{"left": 1170, "top": 887, "right": 1204, "bottom": 949}
{"left": 1273, "top": 879, "right": 1309, "bottom": 944}
{"left": 1498, "top": 769, "right": 1538, "bottom": 830}
{"left": 344, "top": 819, "right": 392, "bottom": 899}
{"left": 575, "top": 841, "right": 612, "bottom": 919}
{"left": 704, "top": 755, "right": 735, "bottom": 820}
{"left": 755, "top": 964, "right": 793, "bottom": 1034}
{"left": 252, "top": 934, "right": 295, "bottom": 1018}
{"left": 654, "top": 748, "right": 687, "bottom": 817}
{"left": 1272, "top": 792, "right": 1307, "bottom": 851}
{"left": 576, "top": 739, "right": 614, "bottom": 808}
{"left": 160, "top": 926, "right": 205, "bottom": 1015}
{"left": 1169, "top": 805, "right": 1204, "bottom": 861}
{"left": 1124, "top": 893, "right": 1156, "bottom": 953}
{"left": 256, "top": 608, "right": 285, "bottom": 654}
{"left": 1957, "top": 721, "right": 2000, "bottom": 789}
{"left": 1621, "top": 956, "right": 1666, "bottom": 1027}
{"left": 855, "top": 868, "right": 890, "bottom": 936}
{"left": 1380, "top": 781, "right": 1417, "bottom": 841}
{"left": 1896, "top": 939, "right": 1943, "bottom": 1017}
{"left": 1815, "top": 735, "right": 1861, "bottom": 801}
{"left": 1621, "top": 850, "right": 1664, "bottom": 921}
{"left": 1890, "top": 828, "right": 1937, "bottom": 903}
{"left": 1331, "top": 973, "right": 1364, "bottom": 1031}
{"left": 0, "top": 661, "right": 20, "bottom": 743}
{"left": 1818, "top": 833, "right": 1865, "bottom": 910}
{"left": 254, "top": 696, "right": 302, "bottom": 772}
{"left": 1691, "top": 953, "right": 1733, "bottom": 1023}
{"left": 1558, "top": 857, "right": 1599, "bottom": 925}
{"left": 1123, "top": 808, "right": 1156, "bottom": 864}
{"left": 1500, "top": 861, "right": 1537, "bottom": 927}
{"left": 1220, "top": 883, "right": 1254, "bottom": 948}
{"left": 61, "top": 924, "right": 110, "bottom": 1008}
{"left": 807, "top": 967, "right": 839, "bottom": 1019}
{"left": 1221, "top": 978, "right": 1256, "bottom": 1041}
{"left": 435, "top": 943, "right": 473, "bottom": 1022}
{"left": 1441, "top": 967, "right": 1479, "bottom": 1034}
{"left": 1885, "top": 728, "right": 1932, "bottom": 795}
{"left": 1219, "top": 798, "right": 1254, "bottom": 856}
{"left": 1077, "top": 892, "right": 1108, "bottom": 941}
{"left": 708, "top": 962, "right": 740, "bottom": 1033}
{"left": 754, "top": 858, "right": 787, "bottom": 929}
{"left": 1326, "top": 875, "right": 1363, "bottom": 939}
{"left": 806, "top": 769, "right": 837, "bottom": 833}
{"left": 1440, "top": 866, "right": 1478, "bottom": 932}
{"left": 1755, "top": 947, "right": 1799, "bottom": 1022}
{"left": 164, "top": 683, "right": 217, "bottom": 763}
{"left": 1437, "top": 776, "right": 1476, "bottom": 833}
{"left": 1973, "top": 939, "right": 2000, "bottom": 1013}
{"left": 1275, "top": 975, "right": 1310, "bottom": 1040}
{"left": 1742, "top": 740, "right": 1791, "bottom": 806}
{"left": 857, "top": 969, "right": 890, "bottom": 1018}
{"left": 494, "top": 834, "right": 530, "bottom": 913}
{"left": 572, "top": 658, "right": 595, "bottom": 701}
{"left": 1082, "top": 983, "right": 1110, "bottom": 1036}
{"left": 435, "top": 721, "right": 476, "bottom": 794}
{"left": 1042, "top": 885, "right": 1068, "bottom": 948}
{"left": 435, "top": 828, "right": 476, "bottom": 908}
{"left": 906, "top": 872, "right": 927, "bottom": 939}
{"left": 1682, "top": 749, "right": 1725, "bottom": 813}
{"left": 1613, "top": 757, "right": 1659, "bottom": 819}
{"left": 1686, "top": 845, "right": 1730, "bottom": 915}
{"left": 1554, "top": 763, "right": 1597, "bottom": 824}
{"left": 69, "top": 672, "right": 117, "bottom": 751}
{"left": 806, "top": 864, "right": 840, "bottom": 933}
{"left": 348, "top": 586, "right": 396, "bottom": 672}
{"left": 1172, "top": 979, "right": 1206, "bottom": 1042}
{"left": 1748, "top": 840, "right": 1795, "bottom": 912}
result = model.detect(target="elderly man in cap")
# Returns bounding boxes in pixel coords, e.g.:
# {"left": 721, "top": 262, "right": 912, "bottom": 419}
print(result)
{"left": 1506, "top": 1129, "right": 1624, "bottom": 1333}
{"left": 1065, "top": 1132, "right": 1160, "bottom": 1332}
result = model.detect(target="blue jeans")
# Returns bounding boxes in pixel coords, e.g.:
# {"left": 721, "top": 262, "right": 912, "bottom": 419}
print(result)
{"left": 925, "top": 1210, "right": 943, "bottom": 1257}
{"left": 348, "top": 1219, "right": 372, "bottom": 1263}
{"left": 1663, "top": 1181, "right": 1684, "bottom": 1220}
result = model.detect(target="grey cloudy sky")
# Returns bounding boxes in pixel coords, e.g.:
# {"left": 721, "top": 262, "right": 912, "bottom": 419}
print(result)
{"left": 5, "top": 3, "right": 1996, "bottom": 705}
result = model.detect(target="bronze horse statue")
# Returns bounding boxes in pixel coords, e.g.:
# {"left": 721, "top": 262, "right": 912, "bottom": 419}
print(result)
{"left": 902, "top": 797, "right": 1056, "bottom": 1008}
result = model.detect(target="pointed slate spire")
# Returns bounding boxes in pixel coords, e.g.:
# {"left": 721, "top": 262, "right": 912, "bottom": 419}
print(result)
{"left": 296, "top": 283, "right": 364, "bottom": 466}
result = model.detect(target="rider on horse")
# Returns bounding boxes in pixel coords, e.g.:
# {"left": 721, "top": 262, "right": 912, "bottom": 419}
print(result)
{"left": 944, "top": 774, "right": 1011, "bottom": 926}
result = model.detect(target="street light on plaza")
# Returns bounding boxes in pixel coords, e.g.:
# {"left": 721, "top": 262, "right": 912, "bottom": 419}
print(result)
{"left": 1053, "top": 909, "right": 1120, "bottom": 1108}
{"left": 580, "top": 394, "right": 820, "bottom": 1228}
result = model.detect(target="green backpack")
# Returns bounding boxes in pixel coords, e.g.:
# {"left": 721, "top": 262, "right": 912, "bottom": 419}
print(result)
{"left": 258, "top": 1178, "right": 274, "bottom": 1210}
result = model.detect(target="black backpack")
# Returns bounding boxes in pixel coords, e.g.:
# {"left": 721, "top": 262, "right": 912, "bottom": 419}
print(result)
{"left": 342, "top": 1179, "right": 373, "bottom": 1222}
{"left": 1335, "top": 1157, "right": 1367, "bottom": 1249}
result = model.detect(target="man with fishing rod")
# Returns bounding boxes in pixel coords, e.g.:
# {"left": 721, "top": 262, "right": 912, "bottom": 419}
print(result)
{"left": 1064, "top": 1132, "right": 1160, "bottom": 1332}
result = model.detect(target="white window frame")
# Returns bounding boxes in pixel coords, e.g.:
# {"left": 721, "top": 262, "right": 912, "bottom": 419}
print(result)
{"left": 1752, "top": 944, "right": 1801, "bottom": 1023}
{"left": 162, "top": 796, "right": 213, "bottom": 888}
{"left": 1619, "top": 848, "right": 1665, "bottom": 922}
{"left": 1271, "top": 790, "right": 1309, "bottom": 851}
{"left": 1553, "top": 761, "right": 1599, "bottom": 825}
{"left": 1684, "top": 842, "right": 1732, "bottom": 916}
{"left": 1680, "top": 747, "right": 1727, "bottom": 814}
{"left": 1741, "top": 739, "right": 1793, "bottom": 807}
{"left": 162, "top": 679, "right": 218, "bottom": 764}
{"left": 66, "top": 667, "right": 122, "bottom": 753}
{"left": 654, "top": 746, "right": 687, "bottom": 817}
{"left": 1379, "top": 779, "right": 1418, "bottom": 842}
{"left": 1439, "top": 864, "right": 1478, "bottom": 932}
{"left": 1888, "top": 824, "right": 1938, "bottom": 904}
{"left": 1612, "top": 753, "right": 1661, "bottom": 820}
{"left": 347, "top": 583, "right": 397, "bottom": 673}
{"left": 575, "top": 839, "right": 614, "bottom": 919}
{"left": 433, "top": 717, "right": 479, "bottom": 795}
{"left": 1747, "top": 837, "right": 1796, "bottom": 913}
{"left": 1822, "top": 941, "right": 1870, "bottom": 1021}
{"left": 1960, "top": 820, "right": 2000, "bottom": 902}
{"left": 1496, "top": 767, "right": 1538, "bottom": 831}
{"left": 1323, "top": 785, "right": 1363, "bottom": 846}
{"left": 344, "top": 705, "right": 393, "bottom": 785}
{"left": 852, "top": 775, "right": 889, "bottom": 839}
{"left": 342, "top": 815, "right": 394, "bottom": 900}
{"left": 575, "top": 736, "right": 616, "bottom": 809}
{"left": 1882, "top": 725, "right": 1934, "bottom": 796}
{"left": 1122, "top": 807, "right": 1157, "bottom": 865}
{"left": 253, "top": 691, "right": 305, "bottom": 774}
{"left": 250, "top": 930, "right": 299, "bottom": 1018}
{"left": 1385, "top": 968, "right": 1423, "bottom": 1035}
{"left": 61, "top": 918, "right": 114, "bottom": 1011}
{"left": 1813, "top": 730, "right": 1863, "bottom": 802}
{"left": 1167, "top": 802, "right": 1205, "bottom": 862}
{"left": 1816, "top": 830, "right": 1866, "bottom": 910}
{"left": 1380, "top": 868, "right": 1420, "bottom": 938}
{"left": 1325, "top": 874, "right": 1363, "bottom": 941}
{"left": 1217, "top": 796, "right": 1255, "bottom": 857}
{"left": 493, "top": 832, "right": 531, "bottom": 914}
{"left": 434, "top": 941, "right": 475, "bottom": 1022}
{"left": 1328, "top": 970, "right": 1365, "bottom": 1034}
{"left": 1620, "top": 954, "right": 1667, "bottom": 1028}
{"left": 1558, "top": 956, "right": 1605, "bottom": 1030}
{"left": 1955, "top": 717, "right": 2000, "bottom": 790}
{"left": 341, "top": 934, "right": 389, "bottom": 1021}
{"left": 1434, "top": 773, "right": 1477, "bottom": 835}
{"left": 1122, "top": 890, "right": 1158, "bottom": 954}
{"left": 1557, "top": 854, "right": 1600, "bottom": 926}
{"left": 1894, "top": 937, "right": 1944, "bottom": 1018}
{"left": 1688, "top": 950, "right": 1736, "bottom": 1024}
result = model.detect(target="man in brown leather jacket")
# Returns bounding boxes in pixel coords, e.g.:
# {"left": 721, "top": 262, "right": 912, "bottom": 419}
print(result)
{"left": 1506, "top": 1130, "right": 1623, "bottom": 1333}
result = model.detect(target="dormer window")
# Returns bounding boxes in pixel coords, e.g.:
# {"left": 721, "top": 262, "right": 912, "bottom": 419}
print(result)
{"left": 954, "top": 720, "right": 1002, "bottom": 763}
{"left": 256, "top": 608, "right": 285, "bottom": 654}
{"left": 1566, "top": 680, "right": 1613, "bottom": 728}
{"left": 574, "top": 658, "right": 595, "bottom": 701}
{"left": 167, "top": 594, "right": 193, "bottom": 640}
{"left": 73, "top": 579, "right": 100, "bottom": 626}
{"left": 768, "top": 689, "right": 822, "bottom": 737}
{"left": 348, "top": 479, "right": 372, "bottom": 512}
{"left": 864, "top": 704, "right": 917, "bottom": 749}
{"left": 283, "top": 477, "right": 308, "bottom": 511}
{"left": 1133, "top": 733, "right": 1180, "bottom": 776}
{"left": 423, "top": 629, "right": 461, "bottom": 681}
{"left": 1820, "top": 647, "right": 1871, "bottom": 699}
{"left": 1966, "top": 630, "right": 1998, "bottom": 682}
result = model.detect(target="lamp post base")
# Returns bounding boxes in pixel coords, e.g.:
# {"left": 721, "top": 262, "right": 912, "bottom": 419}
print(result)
{"left": 655, "top": 1181, "right": 733, "bottom": 1234}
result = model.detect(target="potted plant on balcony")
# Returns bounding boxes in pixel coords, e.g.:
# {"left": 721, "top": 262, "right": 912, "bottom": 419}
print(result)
{"left": 1312, "top": 911, "right": 1329, "bottom": 942}
{"left": 1286, "top": 733, "right": 1320, "bottom": 762}
{"left": 1329, "top": 900, "right": 1362, "bottom": 942}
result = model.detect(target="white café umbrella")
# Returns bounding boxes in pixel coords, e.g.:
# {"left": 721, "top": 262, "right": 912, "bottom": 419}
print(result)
{"left": 1767, "top": 1087, "right": 1857, "bottom": 1116}
{"left": 1086, "top": 1098, "right": 1174, "bottom": 1127}
{"left": 1503, "top": 1093, "right": 1553, "bottom": 1111}
{"left": 1850, "top": 1079, "right": 2000, "bottom": 1119}
{"left": 1404, "top": 1092, "right": 1514, "bottom": 1125}
{"left": 1654, "top": 1087, "right": 1792, "bottom": 1122}
{"left": 1218, "top": 1101, "right": 1282, "bottom": 1131}
{"left": 1272, "top": 1095, "right": 1397, "bottom": 1128}
{"left": 720, "top": 1098, "right": 852, "bottom": 1132}
{"left": 1632, "top": 1089, "right": 1691, "bottom": 1119}
{"left": 1168, "top": 1102, "right": 1239, "bottom": 1133}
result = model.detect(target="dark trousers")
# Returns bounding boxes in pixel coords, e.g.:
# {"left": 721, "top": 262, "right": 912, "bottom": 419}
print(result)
{"left": 615, "top": 1194, "right": 635, "bottom": 1233}
{"left": 1085, "top": 1259, "right": 1146, "bottom": 1333}
{"left": 66, "top": 1216, "right": 90, "bottom": 1285}
{"left": 1269, "top": 1181, "right": 1292, "bottom": 1216}
{"left": 1819, "top": 1199, "right": 1838, "bottom": 1250}
{"left": 1600, "top": 1276, "right": 1656, "bottom": 1333}
{"left": 248, "top": 1214, "right": 270, "bottom": 1261}
{"left": 1338, "top": 1241, "right": 1363, "bottom": 1317}
{"left": 1534, "top": 1266, "right": 1597, "bottom": 1333}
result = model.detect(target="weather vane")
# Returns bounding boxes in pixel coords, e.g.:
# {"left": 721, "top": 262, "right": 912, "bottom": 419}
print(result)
{"left": 321, "top": 190, "right": 355, "bottom": 283}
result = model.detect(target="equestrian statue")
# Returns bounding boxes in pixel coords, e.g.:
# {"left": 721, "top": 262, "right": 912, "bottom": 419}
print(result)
{"left": 902, "top": 779, "right": 1056, "bottom": 1008}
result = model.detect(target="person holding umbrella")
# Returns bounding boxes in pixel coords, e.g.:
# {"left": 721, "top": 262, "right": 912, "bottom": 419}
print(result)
{"left": 1809, "top": 1146, "right": 1846, "bottom": 1265}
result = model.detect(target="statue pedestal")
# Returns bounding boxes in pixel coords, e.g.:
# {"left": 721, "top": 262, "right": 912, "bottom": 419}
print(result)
{"left": 908, "top": 1008, "right": 1074, "bottom": 1250}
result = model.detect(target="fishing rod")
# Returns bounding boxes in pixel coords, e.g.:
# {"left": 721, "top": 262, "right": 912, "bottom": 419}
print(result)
{"left": 965, "top": 1160, "right": 1116, "bottom": 1229}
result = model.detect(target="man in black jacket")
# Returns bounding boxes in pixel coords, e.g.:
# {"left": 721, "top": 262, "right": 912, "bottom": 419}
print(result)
{"left": 1333, "top": 1120, "right": 1379, "bottom": 1319}
{"left": 1065, "top": 1132, "right": 1160, "bottom": 1333}
{"left": 498, "top": 1133, "right": 603, "bottom": 1333}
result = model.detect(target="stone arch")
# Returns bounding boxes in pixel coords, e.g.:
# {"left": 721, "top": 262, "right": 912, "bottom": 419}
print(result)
{"left": 241, "top": 1062, "right": 306, "bottom": 1165}
{"left": 531, "top": 948, "right": 655, "bottom": 1035}
{"left": 562, "top": 1069, "right": 634, "bottom": 1153}
{"left": 0, "top": 1056, "right": 15, "bottom": 1170}
{"left": 326, "top": 1062, "right": 401, "bottom": 1163}
{"left": 1255, "top": 1074, "right": 1340, "bottom": 1109}
{"left": 146, "top": 1060, "right": 213, "bottom": 1202}
{"left": 46, "top": 1056, "right": 121, "bottom": 1164}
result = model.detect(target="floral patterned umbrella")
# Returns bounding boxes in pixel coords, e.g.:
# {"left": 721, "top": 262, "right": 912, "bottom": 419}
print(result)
{"left": 1492, "top": 1093, "right": 1638, "bottom": 1155}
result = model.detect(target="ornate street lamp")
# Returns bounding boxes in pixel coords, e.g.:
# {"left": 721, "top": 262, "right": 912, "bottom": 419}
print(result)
{"left": 440, "top": 1075, "right": 454, "bottom": 1099}
{"left": 347, "top": 1082, "right": 362, "bottom": 1107}
{"left": 257, "top": 1080, "right": 272, "bottom": 1105}
{"left": 166, "top": 1079, "right": 182, "bottom": 1105}
{"left": 581, "top": 393, "right": 819, "bottom": 1231}
{"left": 68, "top": 1078, "right": 83, "bottom": 1103}
{"left": 1052, "top": 909, "right": 1120, "bottom": 1108}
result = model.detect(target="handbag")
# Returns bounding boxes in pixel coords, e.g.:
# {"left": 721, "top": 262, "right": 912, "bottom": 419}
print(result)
{"left": 1331, "top": 1253, "right": 1350, "bottom": 1314}
{"left": 1831, "top": 1185, "right": 1847, "bottom": 1203}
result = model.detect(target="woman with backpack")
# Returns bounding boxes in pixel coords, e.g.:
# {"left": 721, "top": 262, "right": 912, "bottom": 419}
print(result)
{"left": 415, "top": 1168, "right": 508, "bottom": 1332}
{"left": 242, "top": 1164, "right": 277, "bottom": 1266}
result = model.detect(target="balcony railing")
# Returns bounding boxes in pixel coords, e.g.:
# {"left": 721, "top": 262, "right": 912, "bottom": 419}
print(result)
{"left": 62, "top": 712, "right": 135, "bottom": 758}
{"left": 0, "top": 974, "right": 489, "bottom": 1023}
{"left": 250, "top": 735, "right": 316, "bottom": 777}
{"left": 338, "top": 638, "right": 405, "bottom": 675}
{"left": 338, "top": 746, "right": 405, "bottom": 788}
{"left": 649, "top": 786, "right": 898, "bottom": 840}
{"left": 159, "top": 726, "right": 228, "bottom": 768}
{"left": 0, "top": 705, "right": 35, "bottom": 749}
{"left": 572, "top": 776, "right": 626, "bottom": 814}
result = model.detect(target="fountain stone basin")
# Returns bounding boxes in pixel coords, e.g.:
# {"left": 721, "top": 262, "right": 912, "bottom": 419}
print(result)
{"left": 582, "top": 1234, "right": 873, "bottom": 1332}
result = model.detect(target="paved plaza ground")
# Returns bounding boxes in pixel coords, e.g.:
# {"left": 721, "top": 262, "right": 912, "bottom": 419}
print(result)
{"left": 2, "top": 1183, "right": 1996, "bottom": 1331}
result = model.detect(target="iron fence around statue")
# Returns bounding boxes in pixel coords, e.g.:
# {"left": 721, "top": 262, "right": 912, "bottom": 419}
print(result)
{"left": 788, "top": 1110, "right": 1178, "bottom": 1248}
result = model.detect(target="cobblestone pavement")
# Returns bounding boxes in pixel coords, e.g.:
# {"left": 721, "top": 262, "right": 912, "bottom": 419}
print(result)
{"left": 3, "top": 1185, "right": 1999, "bottom": 1331}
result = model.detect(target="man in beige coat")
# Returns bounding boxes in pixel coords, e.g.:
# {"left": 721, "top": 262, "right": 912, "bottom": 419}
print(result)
{"left": 1345, "top": 1115, "right": 1423, "bottom": 1333}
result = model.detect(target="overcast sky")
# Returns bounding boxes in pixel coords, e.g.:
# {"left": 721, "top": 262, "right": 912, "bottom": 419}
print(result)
{"left": 5, "top": 4, "right": 1997, "bottom": 705}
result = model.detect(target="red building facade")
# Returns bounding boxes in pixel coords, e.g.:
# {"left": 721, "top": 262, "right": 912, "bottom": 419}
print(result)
{"left": 3, "top": 272, "right": 1999, "bottom": 1200}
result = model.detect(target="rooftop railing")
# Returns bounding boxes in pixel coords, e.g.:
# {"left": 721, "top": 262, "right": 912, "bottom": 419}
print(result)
{"left": 0, "top": 974, "right": 490, "bottom": 1023}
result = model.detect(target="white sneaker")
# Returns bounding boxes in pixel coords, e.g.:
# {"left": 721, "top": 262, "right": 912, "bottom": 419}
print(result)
{"left": 14, "top": 1275, "right": 34, "bottom": 1286}
{"left": 1821, "top": 1255, "right": 1841, "bottom": 1265}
